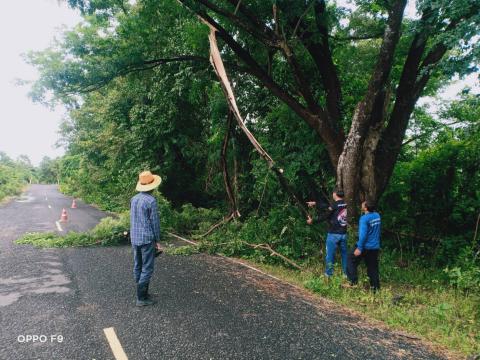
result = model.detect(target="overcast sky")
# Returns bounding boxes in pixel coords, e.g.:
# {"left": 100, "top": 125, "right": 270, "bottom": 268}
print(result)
{"left": 0, "top": 0, "right": 477, "bottom": 166}
{"left": 0, "top": 0, "right": 81, "bottom": 165}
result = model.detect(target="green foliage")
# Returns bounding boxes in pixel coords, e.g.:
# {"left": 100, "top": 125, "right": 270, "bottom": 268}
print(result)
{"left": 171, "top": 204, "right": 222, "bottom": 235}
{"left": 37, "top": 156, "right": 60, "bottom": 184}
{"left": 17, "top": 232, "right": 91, "bottom": 248}
{"left": 195, "top": 204, "right": 322, "bottom": 266}
{"left": 381, "top": 112, "right": 480, "bottom": 264}
{"left": 0, "top": 152, "right": 36, "bottom": 201}
{"left": 164, "top": 244, "right": 200, "bottom": 256}
{"left": 443, "top": 247, "right": 480, "bottom": 292}
{"left": 16, "top": 212, "right": 130, "bottom": 247}
{"left": 301, "top": 270, "right": 480, "bottom": 355}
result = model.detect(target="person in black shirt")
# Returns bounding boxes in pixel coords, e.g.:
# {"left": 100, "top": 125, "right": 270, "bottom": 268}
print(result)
{"left": 307, "top": 190, "right": 348, "bottom": 277}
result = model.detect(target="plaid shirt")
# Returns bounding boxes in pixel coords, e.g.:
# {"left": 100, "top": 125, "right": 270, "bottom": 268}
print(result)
{"left": 130, "top": 192, "right": 161, "bottom": 246}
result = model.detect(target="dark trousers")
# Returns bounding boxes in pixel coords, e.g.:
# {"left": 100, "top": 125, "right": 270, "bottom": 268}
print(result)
{"left": 346, "top": 249, "right": 380, "bottom": 291}
{"left": 133, "top": 242, "right": 155, "bottom": 285}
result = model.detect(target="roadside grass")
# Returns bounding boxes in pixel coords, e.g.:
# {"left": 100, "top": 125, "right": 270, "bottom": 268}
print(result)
{"left": 164, "top": 241, "right": 479, "bottom": 357}
{"left": 16, "top": 212, "right": 130, "bottom": 247}
{"left": 164, "top": 244, "right": 201, "bottom": 256}
{"left": 236, "top": 257, "right": 480, "bottom": 357}
{"left": 0, "top": 195, "right": 14, "bottom": 205}
{"left": 0, "top": 185, "right": 28, "bottom": 204}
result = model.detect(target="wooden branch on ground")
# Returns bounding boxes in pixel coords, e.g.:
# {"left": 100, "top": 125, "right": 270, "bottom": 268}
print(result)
{"left": 198, "top": 213, "right": 236, "bottom": 238}
{"left": 168, "top": 231, "right": 301, "bottom": 270}
{"left": 242, "top": 242, "right": 303, "bottom": 270}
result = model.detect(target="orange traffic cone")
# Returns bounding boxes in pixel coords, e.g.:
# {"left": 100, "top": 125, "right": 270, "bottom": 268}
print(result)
{"left": 60, "top": 208, "right": 68, "bottom": 222}
{"left": 71, "top": 199, "right": 77, "bottom": 209}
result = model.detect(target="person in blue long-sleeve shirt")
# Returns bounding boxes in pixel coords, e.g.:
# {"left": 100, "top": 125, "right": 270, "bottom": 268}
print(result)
{"left": 130, "top": 170, "right": 163, "bottom": 306}
{"left": 346, "top": 201, "right": 381, "bottom": 291}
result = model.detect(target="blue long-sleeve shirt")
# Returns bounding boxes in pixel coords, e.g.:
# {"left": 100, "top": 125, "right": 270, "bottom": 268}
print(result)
{"left": 356, "top": 212, "right": 381, "bottom": 251}
{"left": 130, "top": 192, "right": 161, "bottom": 246}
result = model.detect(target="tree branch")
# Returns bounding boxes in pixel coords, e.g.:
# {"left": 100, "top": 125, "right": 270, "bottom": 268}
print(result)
{"left": 179, "top": 0, "right": 345, "bottom": 166}
{"left": 191, "top": 0, "right": 279, "bottom": 47}
{"left": 374, "top": 4, "right": 474, "bottom": 196}
{"left": 330, "top": 33, "right": 384, "bottom": 42}
{"left": 221, "top": 111, "right": 240, "bottom": 217}
{"left": 196, "top": 0, "right": 326, "bottom": 124}
{"left": 290, "top": 0, "right": 344, "bottom": 133}
{"left": 176, "top": 4, "right": 315, "bottom": 124}
{"left": 243, "top": 242, "right": 303, "bottom": 270}
{"left": 62, "top": 55, "right": 209, "bottom": 94}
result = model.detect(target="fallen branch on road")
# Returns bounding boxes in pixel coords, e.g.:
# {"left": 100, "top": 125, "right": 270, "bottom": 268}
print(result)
{"left": 198, "top": 212, "right": 237, "bottom": 238}
{"left": 167, "top": 231, "right": 303, "bottom": 270}
{"left": 241, "top": 242, "right": 303, "bottom": 270}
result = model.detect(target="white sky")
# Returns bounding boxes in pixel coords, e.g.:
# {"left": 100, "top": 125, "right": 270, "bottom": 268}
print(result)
{"left": 0, "top": 0, "right": 81, "bottom": 165}
{"left": 0, "top": 0, "right": 477, "bottom": 166}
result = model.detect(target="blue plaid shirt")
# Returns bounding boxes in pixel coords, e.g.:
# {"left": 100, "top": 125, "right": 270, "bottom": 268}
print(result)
{"left": 130, "top": 192, "right": 161, "bottom": 246}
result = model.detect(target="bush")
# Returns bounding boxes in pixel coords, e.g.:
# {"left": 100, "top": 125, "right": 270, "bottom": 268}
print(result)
{"left": 170, "top": 203, "right": 222, "bottom": 234}
{"left": 443, "top": 247, "right": 480, "bottom": 292}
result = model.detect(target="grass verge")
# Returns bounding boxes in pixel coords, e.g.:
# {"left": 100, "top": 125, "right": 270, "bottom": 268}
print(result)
{"left": 166, "top": 242, "right": 479, "bottom": 358}
{"left": 16, "top": 212, "right": 130, "bottom": 247}
{"left": 240, "top": 259, "right": 479, "bottom": 357}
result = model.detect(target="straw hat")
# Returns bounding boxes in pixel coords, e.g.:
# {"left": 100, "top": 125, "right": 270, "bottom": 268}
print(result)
{"left": 136, "top": 171, "right": 162, "bottom": 192}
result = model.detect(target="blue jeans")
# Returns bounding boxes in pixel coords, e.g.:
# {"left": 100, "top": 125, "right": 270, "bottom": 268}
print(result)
{"left": 325, "top": 233, "right": 347, "bottom": 276}
{"left": 133, "top": 242, "right": 155, "bottom": 284}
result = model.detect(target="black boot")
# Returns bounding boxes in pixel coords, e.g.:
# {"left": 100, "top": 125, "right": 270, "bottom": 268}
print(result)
{"left": 136, "top": 282, "right": 155, "bottom": 306}
{"left": 145, "top": 282, "right": 152, "bottom": 300}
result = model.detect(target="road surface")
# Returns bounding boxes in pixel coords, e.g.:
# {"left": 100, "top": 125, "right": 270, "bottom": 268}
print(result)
{"left": 0, "top": 185, "right": 447, "bottom": 359}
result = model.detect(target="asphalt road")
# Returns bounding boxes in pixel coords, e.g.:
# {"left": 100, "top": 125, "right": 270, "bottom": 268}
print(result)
{"left": 0, "top": 185, "right": 448, "bottom": 360}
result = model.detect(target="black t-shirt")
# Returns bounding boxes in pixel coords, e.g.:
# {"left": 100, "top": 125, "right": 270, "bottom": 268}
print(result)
{"left": 326, "top": 200, "right": 348, "bottom": 234}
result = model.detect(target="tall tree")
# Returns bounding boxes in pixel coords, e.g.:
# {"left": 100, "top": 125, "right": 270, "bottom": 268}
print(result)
{"left": 173, "top": 0, "right": 480, "bottom": 216}
{"left": 29, "top": 0, "right": 480, "bottom": 217}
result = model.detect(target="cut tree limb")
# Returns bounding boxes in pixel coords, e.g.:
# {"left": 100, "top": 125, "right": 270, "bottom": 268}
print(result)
{"left": 199, "top": 213, "right": 235, "bottom": 238}
{"left": 242, "top": 242, "right": 303, "bottom": 270}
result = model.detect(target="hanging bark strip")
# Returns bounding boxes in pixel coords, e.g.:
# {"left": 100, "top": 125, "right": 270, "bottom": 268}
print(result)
{"left": 221, "top": 111, "right": 240, "bottom": 218}
{"left": 197, "top": 113, "right": 240, "bottom": 239}
{"left": 207, "top": 26, "right": 308, "bottom": 217}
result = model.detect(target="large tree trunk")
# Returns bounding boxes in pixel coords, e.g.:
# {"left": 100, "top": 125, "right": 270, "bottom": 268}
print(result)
{"left": 336, "top": 0, "right": 407, "bottom": 221}
{"left": 336, "top": 127, "right": 385, "bottom": 222}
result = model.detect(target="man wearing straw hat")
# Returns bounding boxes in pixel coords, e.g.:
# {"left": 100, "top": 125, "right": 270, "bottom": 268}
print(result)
{"left": 131, "top": 170, "right": 163, "bottom": 306}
